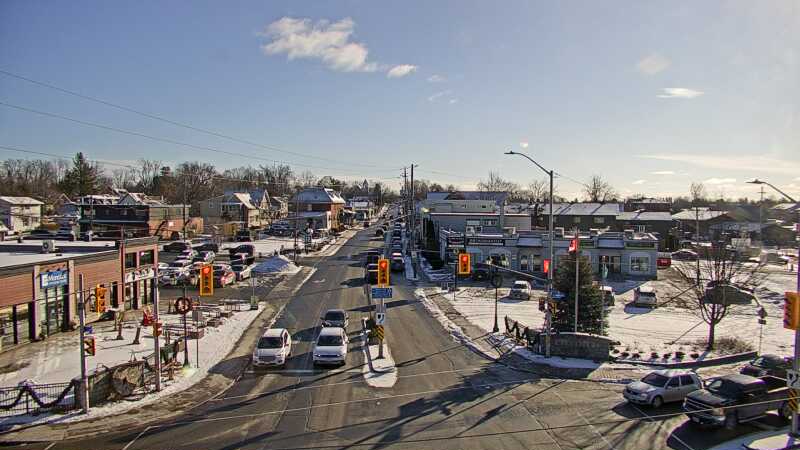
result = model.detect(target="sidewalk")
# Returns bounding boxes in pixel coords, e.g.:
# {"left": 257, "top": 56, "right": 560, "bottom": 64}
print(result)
{"left": 0, "top": 266, "right": 315, "bottom": 443}
{"left": 414, "top": 287, "right": 645, "bottom": 383}
{"left": 708, "top": 428, "right": 795, "bottom": 450}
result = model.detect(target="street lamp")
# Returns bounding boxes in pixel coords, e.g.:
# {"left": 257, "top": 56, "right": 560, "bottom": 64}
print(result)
{"left": 746, "top": 178, "right": 800, "bottom": 437}
{"left": 505, "top": 150, "right": 554, "bottom": 358}
{"left": 487, "top": 256, "right": 508, "bottom": 333}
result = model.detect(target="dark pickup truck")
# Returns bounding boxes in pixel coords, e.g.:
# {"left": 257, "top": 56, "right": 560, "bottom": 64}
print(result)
{"left": 682, "top": 374, "right": 791, "bottom": 428}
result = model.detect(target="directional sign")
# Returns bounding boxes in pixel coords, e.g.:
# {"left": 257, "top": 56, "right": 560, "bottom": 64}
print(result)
{"left": 788, "top": 370, "right": 800, "bottom": 389}
{"left": 550, "top": 290, "right": 566, "bottom": 300}
{"left": 371, "top": 287, "right": 393, "bottom": 299}
{"left": 373, "top": 325, "right": 385, "bottom": 340}
{"left": 375, "top": 312, "right": 386, "bottom": 325}
{"left": 174, "top": 297, "right": 193, "bottom": 315}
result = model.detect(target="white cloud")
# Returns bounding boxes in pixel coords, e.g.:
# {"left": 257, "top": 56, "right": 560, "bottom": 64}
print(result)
{"left": 387, "top": 64, "right": 417, "bottom": 78}
{"left": 632, "top": 179, "right": 647, "bottom": 185}
{"left": 795, "top": 177, "right": 800, "bottom": 181}
{"left": 259, "top": 17, "right": 414, "bottom": 75}
{"left": 657, "top": 88, "right": 704, "bottom": 99}
{"left": 638, "top": 153, "right": 800, "bottom": 175}
{"left": 520, "top": 142, "right": 529, "bottom": 149}
{"left": 427, "top": 74, "right": 446, "bottom": 83}
{"left": 636, "top": 53, "right": 671, "bottom": 75}
{"left": 428, "top": 90, "right": 452, "bottom": 102}
{"left": 650, "top": 170, "right": 675, "bottom": 175}
{"left": 449, "top": 98, "right": 458, "bottom": 104}
{"left": 705, "top": 177, "right": 737, "bottom": 185}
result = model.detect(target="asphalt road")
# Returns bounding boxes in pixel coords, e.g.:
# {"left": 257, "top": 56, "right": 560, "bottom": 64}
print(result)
{"left": 11, "top": 226, "right": 787, "bottom": 450}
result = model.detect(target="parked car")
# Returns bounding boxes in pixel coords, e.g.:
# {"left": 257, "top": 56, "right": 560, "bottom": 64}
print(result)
{"left": 671, "top": 249, "right": 698, "bottom": 261}
{"left": 683, "top": 374, "right": 791, "bottom": 427}
{"left": 471, "top": 267, "right": 490, "bottom": 281}
{"left": 192, "top": 250, "right": 215, "bottom": 263}
{"left": 374, "top": 228, "right": 384, "bottom": 237}
{"left": 365, "top": 263, "right": 379, "bottom": 283}
{"left": 157, "top": 262, "right": 170, "bottom": 271}
{"left": 623, "top": 370, "right": 702, "bottom": 408}
{"left": 229, "top": 244, "right": 255, "bottom": 258}
{"left": 509, "top": 280, "right": 531, "bottom": 300}
{"left": 252, "top": 328, "right": 292, "bottom": 368}
{"left": 633, "top": 286, "right": 657, "bottom": 307}
{"left": 740, "top": 354, "right": 793, "bottom": 379}
{"left": 601, "top": 286, "right": 615, "bottom": 306}
{"left": 163, "top": 241, "right": 192, "bottom": 253}
{"left": 230, "top": 262, "right": 253, "bottom": 281}
{"left": 196, "top": 242, "right": 219, "bottom": 253}
{"left": 313, "top": 327, "right": 348, "bottom": 366}
{"left": 390, "top": 254, "right": 404, "bottom": 271}
{"left": 235, "top": 230, "right": 253, "bottom": 242}
{"left": 321, "top": 309, "right": 349, "bottom": 328}
{"left": 213, "top": 268, "right": 236, "bottom": 287}
{"left": 178, "top": 249, "right": 198, "bottom": 260}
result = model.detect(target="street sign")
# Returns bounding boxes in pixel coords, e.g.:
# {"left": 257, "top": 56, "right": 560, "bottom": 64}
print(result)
{"left": 550, "top": 290, "right": 566, "bottom": 300}
{"left": 373, "top": 325, "right": 385, "bottom": 340}
{"left": 376, "top": 312, "right": 386, "bottom": 325}
{"left": 788, "top": 370, "right": 800, "bottom": 389}
{"left": 371, "top": 287, "right": 393, "bottom": 299}
{"left": 250, "top": 295, "right": 259, "bottom": 310}
{"left": 174, "top": 297, "right": 193, "bottom": 315}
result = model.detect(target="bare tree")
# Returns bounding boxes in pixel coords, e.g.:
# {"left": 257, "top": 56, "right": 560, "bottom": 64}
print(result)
{"left": 583, "top": 175, "right": 618, "bottom": 202}
{"left": 135, "top": 159, "right": 163, "bottom": 194}
{"left": 297, "top": 170, "right": 318, "bottom": 188}
{"left": 689, "top": 182, "right": 706, "bottom": 205}
{"left": 477, "top": 171, "right": 519, "bottom": 194}
{"left": 527, "top": 179, "right": 550, "bottom": 202}
{"left": 671, "top": 243, "right": 766, "bottom": 350}
{"left": 110, "top": 168, "right": 137, "bottom": 189}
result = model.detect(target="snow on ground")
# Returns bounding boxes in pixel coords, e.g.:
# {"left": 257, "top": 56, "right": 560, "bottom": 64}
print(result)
{"left": 252, "top": 255, "right": 301, "bottom": 274}
{"left": 220, "top": 236, "right": 300, "bottom": 256}
{"left": 432, "top": 266, "right": 798, "bottom": 364}
{"left": 362, "top": 343, "right": 397, "bottom": 388}
{"left": 708, "top": 428, "right": 792, "bottom": 450}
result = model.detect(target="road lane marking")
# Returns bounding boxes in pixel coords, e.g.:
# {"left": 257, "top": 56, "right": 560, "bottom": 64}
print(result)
{"left": 43, "top": 443, "right": 56, "bottom": 450}
{"left": 121, "top": 425, "right": 152, "bottom": 450}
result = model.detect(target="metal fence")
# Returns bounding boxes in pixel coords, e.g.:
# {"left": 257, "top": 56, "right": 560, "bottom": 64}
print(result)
{"left": 0, "top": 380, "right": 78, "bottom": 417}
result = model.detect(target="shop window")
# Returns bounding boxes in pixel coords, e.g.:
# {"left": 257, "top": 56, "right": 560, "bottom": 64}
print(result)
{"left": 573, "top": 217, "right": 581, "bottom": 223}
{"left": 125, "top": 252, "right": 137, "bottom": 269}
{"left": 594, "top": 217, "right": 605, "bottom": 224}
{"left": 630, "top": 256, "right": 651, "bottom": 273}
{"left": 483, "top": 219, "right": 498, "bottom": 226}
{"left": 520, "top": 256, "right": 529, "bottom": 272}
{"left": 139, "top": 250, "right": 154, "bottom": 266}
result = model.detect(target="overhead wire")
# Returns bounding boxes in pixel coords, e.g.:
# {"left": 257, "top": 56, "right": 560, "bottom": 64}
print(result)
{"left": 0, "top": 68, "right": 402, "bottom": 171}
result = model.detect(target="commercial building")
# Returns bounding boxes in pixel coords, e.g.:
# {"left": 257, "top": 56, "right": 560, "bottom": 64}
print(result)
{"left": 0, "top": 196, "right": 44, "bottom": 234}
{"left": 79, "top": 192, "right": 192, "bottom": 240}
{"left": 614, "top": 211, "right": 676, "bottom": 251}
{"left": 0, "top": 237, "right": 159, "bottom": 351}
{"left": 536, "top": 203, "right": 623, "bottom": 231}
{"left": 439, "top": 228, "right": 659, "bottom": 280}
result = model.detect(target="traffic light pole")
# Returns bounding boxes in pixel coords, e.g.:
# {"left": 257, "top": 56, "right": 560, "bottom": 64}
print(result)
{"left": 793, "top": 210, "right": 800, "bottom": 437}
{"left": 77, "top": 274, "right": 89, "bottom": 414}
{"left": 152, "top": 265, "right": 162, "bottom": 392}
{"left": 574, "top": 227, "right": 580, "bottom": 333}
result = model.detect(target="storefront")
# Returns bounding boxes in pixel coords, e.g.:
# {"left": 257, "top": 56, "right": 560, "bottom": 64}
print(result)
{"left": 38, "top": 268, "right": 70, "bottom": 337}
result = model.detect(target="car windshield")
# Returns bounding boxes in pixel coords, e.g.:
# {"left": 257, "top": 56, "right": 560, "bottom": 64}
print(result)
{"left": 325, "top": 311, "right": 345, "bottom": 321}
{"left": 639, "top": 291, "right": 655, "bottom": 297}
{"left": 317, "top": 335, "right": 343, "bottom": 346}
{"left": 257, "top": 337, "right": 283, "bottom": 349}
{"left": 641, "top": 373, "right": 669, "bottom": 387}
{"left": 707, "top": 379, "right": 742, "bottom": 397}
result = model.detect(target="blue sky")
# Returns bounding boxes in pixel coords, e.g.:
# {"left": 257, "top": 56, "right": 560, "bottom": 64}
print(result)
{"left": 1, "top": 0, "right": 798, "bottom": 199}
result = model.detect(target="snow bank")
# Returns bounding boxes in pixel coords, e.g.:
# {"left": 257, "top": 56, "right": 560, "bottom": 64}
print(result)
{"left": 252, "top": 255, "right": 301, "bottom": 274}
{"left": 362, "top": 343, "right": 398, "bottom": 388}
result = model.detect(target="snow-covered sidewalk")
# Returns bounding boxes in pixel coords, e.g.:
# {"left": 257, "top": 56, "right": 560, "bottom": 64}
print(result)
{"left": 362, "top": 342, "right": 397, "bottom": 388}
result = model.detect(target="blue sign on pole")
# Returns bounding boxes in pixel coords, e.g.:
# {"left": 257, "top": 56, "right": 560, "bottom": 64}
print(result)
{"left": 550, "top": 290, "right": 566, "bottom": 300}
{"left": 371, "top": 287, "right": 393, "bottom": 299}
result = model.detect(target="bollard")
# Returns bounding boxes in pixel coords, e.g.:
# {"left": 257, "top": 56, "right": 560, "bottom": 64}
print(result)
{"left": 132, "top": 326, "right": 141, "bottom": 345}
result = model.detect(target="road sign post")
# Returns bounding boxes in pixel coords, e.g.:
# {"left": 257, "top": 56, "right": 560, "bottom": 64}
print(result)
{"left": 175, "top": 297, "right": 193, "bottom": 368}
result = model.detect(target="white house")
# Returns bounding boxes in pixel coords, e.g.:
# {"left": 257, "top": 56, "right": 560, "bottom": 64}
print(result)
{"left": 0, "top": 196, "right": 44, "bottom": 233}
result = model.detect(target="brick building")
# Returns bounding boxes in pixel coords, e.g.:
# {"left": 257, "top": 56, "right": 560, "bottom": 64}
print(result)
{"left": 0, "top": 237, "right": 159, "bottom": 351}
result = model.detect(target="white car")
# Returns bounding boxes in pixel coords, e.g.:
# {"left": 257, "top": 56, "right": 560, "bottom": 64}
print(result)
{"left": 252, "top": 328, "right": 292, "bottom": 367}
{"left": 509, "top": 280, "right": 531, "bottom": 300}
{"left": 634, "top": 286, "right": 658, "bottom": 307}
{"left": 313, "top": 327, "right": 348, "bottom": 366}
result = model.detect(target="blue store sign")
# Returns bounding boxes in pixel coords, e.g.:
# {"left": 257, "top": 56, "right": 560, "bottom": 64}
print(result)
{"left": 41, "top": 270, "right": 68, "bottom": 289}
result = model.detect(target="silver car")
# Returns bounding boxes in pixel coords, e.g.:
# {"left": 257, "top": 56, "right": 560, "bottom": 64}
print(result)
{"left": 623, "top": 370, "right": 702, "bottom": 408}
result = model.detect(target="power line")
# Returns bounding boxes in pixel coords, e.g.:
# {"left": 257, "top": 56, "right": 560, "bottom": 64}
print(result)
{"left": 0, "top": 101, "right": 397, "bottom": 176}
{"left": 0, "top": 69, "right": 401, "bottom": 171}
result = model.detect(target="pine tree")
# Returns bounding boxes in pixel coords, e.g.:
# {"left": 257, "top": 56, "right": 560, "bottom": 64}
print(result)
{"left": 59, "top": 152, "right": 103, "bottom": 197}
{"left": 552, "top": 255, "right": 607, "bottom": 334}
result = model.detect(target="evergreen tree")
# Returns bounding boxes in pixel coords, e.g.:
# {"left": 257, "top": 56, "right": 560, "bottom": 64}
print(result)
{"left": 59, "top": 152, "right": 103, "bottom": 197}
{"left": 552, "top": 255, "right": 607, "bottom": 334}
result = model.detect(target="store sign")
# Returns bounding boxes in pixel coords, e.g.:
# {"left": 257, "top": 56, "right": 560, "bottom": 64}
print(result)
{"left": 125, "top": 267, "right": 155, "bottom": 283}
{"left": 41, "top": 270, "right": 68, "bottom": 288}
{"left": 467, "top": 238, "right": 505, "bottom": 246}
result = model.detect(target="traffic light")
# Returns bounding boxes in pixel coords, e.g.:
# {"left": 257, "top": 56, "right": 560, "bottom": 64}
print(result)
{"left": 568, "top": 238, "right": 578, "bottom": 255}
{"left": 543, "top": 259, "right": 551, "bottom": 274}
{"left": 377, "top": 258, "right": 390, "bottom": 286}
{"left": 94, "top": 286, "right": 108, "bottom": 313}
{"left": 458, "top": 253, "right": 471, "bottom": 275}
{"left": 83, "top": 335, "right": 96, "bottom": 356}
{"left": 785, "top": 292, "right": 800, "bottom": 330}
{"left": 199, "top": 264, "right": 214, "bottom": 296}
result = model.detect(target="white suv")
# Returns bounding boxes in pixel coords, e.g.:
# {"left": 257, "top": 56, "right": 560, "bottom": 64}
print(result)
{"left": 252, "top": 328, "right": 292, "bottom": 367}
{"left": 509, "top": 280, "right": 531, "bottom": 300}
{"left": 313, "top": 327, "right": 348, "bottom": 366}
{"left": 634, "top": 286, "right": 657, "bottom": 307}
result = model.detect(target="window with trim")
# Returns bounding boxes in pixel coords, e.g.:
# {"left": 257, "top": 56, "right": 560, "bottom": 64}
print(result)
{"left": 520, "top": 255, "right": 529, "bottom": 271}
{"left": 483, "top": 219, "right": 498, "bottom": 226}
{"left": 630, "top": 256, "right": 650, "bottom": 272}
{"left": 573, "top": 217, "right": 581, "bottom": 223}
{"left": 125, "top": 252, "right": 137, "bottom": 269}
{"left": 139, "top": 250, "right": 154, "bottom": 266}
{"left": 594, "top": 217, "right": 605, "bottom": 224}
{"left": 466, "top": 219, "right": 480, "bottom": 226}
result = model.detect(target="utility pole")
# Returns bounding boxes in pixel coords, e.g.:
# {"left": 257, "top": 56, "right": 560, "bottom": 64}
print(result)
{"left": 293, "top": 193, "right": 299, "bottom": 264}
{"left": 695, "top": 205, "right": 700, "bottom": 286}
{"left": 546, "top": 169, "right": 554, "bottom": 357}
{"left": 183, "top": 177, "right": 188, "bottom": 240}
{"left": 574, "top": 227, "right": 580, "bottom": 333}
{"left": 152, "top": 263, "right": 162, "bottom": 391}
{"left": 410, "top": 163, "right": 414, "bottom": 253}
{"left": 758, "top": 185, "right": 764, "bottom": 246}
{"left": 77, "top": 275, "right": 89, "bottom": 413}
{"left": 402, "top": 167, "right": 408, "bottom": 223}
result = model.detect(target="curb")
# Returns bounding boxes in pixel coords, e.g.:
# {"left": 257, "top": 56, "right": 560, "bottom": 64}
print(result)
{"left": 0, "top": 267, "right": 316, "bottom": 443}
{"left": 614, "top": 350, "right": 757, "bottom": 369}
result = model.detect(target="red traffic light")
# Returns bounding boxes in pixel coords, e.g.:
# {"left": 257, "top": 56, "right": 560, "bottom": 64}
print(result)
{"left": 543, "top": 259, "right": 550, "bottom": 274}
{"left": 378, "top": 260, "right": 388, "bottom": 270}
{"left": 201, "top": 266, "right": 211, "bottom": 275}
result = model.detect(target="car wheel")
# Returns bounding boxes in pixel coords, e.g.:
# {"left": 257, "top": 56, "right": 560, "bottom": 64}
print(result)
{"left": 780, "top": 402, "right": 792, "bottom": 422}
{"left": 650, "top": 396, "right": 663, "bottom": 408}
